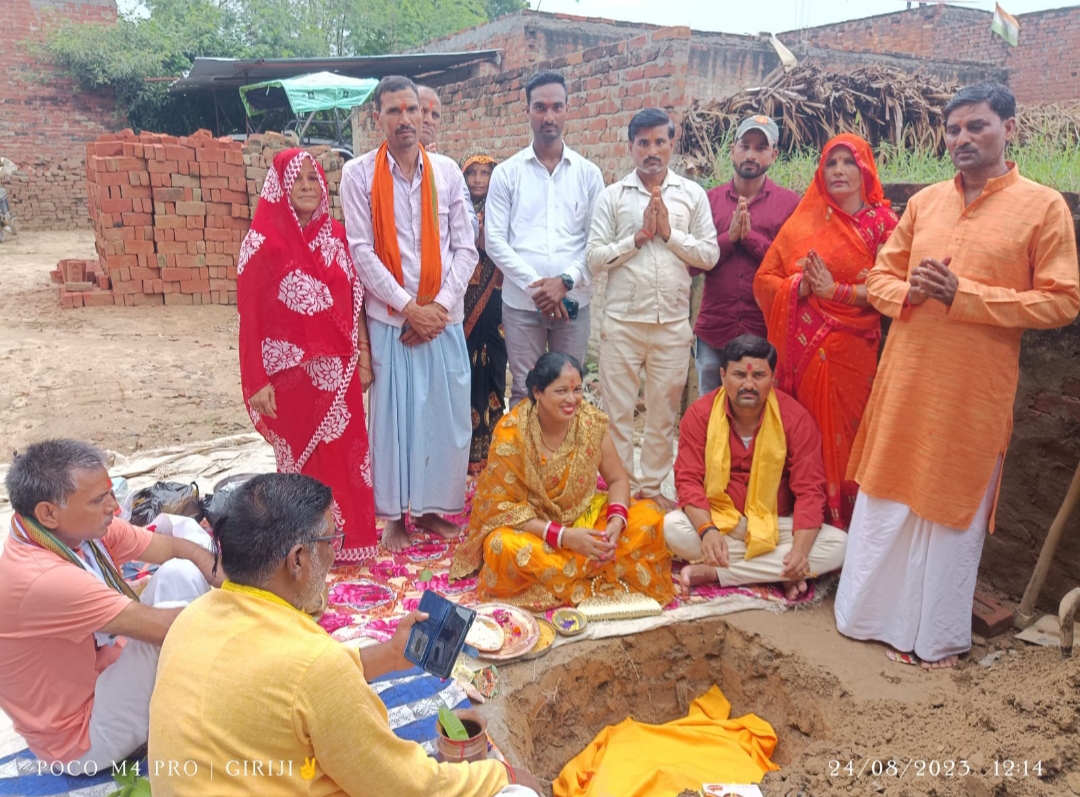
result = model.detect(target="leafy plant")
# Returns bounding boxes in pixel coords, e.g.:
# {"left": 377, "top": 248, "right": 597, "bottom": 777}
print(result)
{"left": 438, "top": 705, "right": 470, "bottom": 741}
{"left": 43, "top": 0, "right": 522, "bottom": 134}
{"left": 702, "top": 131, "right": 1080, "bottom": 193}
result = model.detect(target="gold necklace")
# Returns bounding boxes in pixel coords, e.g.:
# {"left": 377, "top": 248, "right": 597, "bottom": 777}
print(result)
{"left": 539, "top": 426, "right": 567, "bottom": 454}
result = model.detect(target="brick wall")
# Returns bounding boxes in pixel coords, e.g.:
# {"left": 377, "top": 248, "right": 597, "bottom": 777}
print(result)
{"left": 419, "top": 11, "right": 658, "bottom": 73}
{"left": 56, "top": 130, "right": 344, "bottom": 309}
{"left": 361, "top": 16, "right": 999, "bottom": 180}
{"left": 358, "top": 27, "right": 696, "bottom": 182}
{"left": 1006, "top": 7, "right": 1080, "bottom": 104}
{"left": 0, "top": 0, "right": 121, "bottom": 230}
{"left": 784, "top": 5, "right": 1008, "bottom": 65}
{"left": 785, "top": 4, "right": 1080, "bottom": 104}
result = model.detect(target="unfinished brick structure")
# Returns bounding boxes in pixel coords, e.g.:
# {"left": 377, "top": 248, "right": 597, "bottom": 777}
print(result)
{"left": 361, "top": 14, "right": 1000, "bottom": 183}
{"left": 60, "top": 131, "right": 344, "bottom": 308}
{"left": 1, "top": 0, "right": 119, "bottom": 230}
{"left": 790, "top": 4, "right": 1080, "bottom": 104}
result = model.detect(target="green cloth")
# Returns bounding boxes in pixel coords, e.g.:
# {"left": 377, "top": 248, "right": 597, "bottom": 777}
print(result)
{"left": 240, "top": 72, "right": 377, "bottom": 117}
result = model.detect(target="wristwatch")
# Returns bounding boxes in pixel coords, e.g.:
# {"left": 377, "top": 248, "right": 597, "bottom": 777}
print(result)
{"left": 559, "top": 273, "right": 574, "bottom": 291}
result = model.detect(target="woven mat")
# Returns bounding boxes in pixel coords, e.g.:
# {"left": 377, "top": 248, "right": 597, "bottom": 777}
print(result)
{"left": 321, "top": 481, "right": 832, "bottom": 648}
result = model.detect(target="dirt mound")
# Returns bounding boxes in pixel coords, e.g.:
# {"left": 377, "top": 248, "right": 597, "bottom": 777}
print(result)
{"left": 487, "top": 612, "right": 1080, "bottom": 796}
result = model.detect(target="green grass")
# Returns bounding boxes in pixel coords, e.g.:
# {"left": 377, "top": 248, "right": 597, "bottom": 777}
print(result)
{"left": 699, "top": 135, "right": 1080, "bottom": 194}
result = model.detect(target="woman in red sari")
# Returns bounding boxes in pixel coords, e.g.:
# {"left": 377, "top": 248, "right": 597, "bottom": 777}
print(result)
{"left": 753, "top": 134, "right": 898, "bottom": 530}
{"left": 237, "top": 148, "right": 377, "bottom": 562}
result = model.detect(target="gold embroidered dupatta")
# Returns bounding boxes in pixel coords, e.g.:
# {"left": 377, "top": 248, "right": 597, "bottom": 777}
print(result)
{"left": 450, "top": 400, "right": 607, "bottom": 579}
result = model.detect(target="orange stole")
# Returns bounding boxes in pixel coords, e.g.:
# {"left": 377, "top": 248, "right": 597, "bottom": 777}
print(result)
{"left": 370, "top": 142, "right": 442, "bottom": 305}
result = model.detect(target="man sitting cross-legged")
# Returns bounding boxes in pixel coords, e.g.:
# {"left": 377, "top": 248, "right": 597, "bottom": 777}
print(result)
{"left": 664, "top": 334, "right": 847, "bottom": 600}
{"left": 0, "top": 439, "right": 218, "bottom": 772}
{"left": 149, "top": 472, "right": 540, "bottom": 797}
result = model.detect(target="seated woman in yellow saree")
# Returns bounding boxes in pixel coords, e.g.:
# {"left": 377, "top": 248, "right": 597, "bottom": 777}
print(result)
{"left": 450, "top": 353, "right": 675, "bottom": 611}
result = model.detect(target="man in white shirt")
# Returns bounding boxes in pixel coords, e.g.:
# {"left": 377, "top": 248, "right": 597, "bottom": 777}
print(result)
{"left": 485, "top": 70, "right": 605, "bottom": 406}
{"left": 340, "top": 76, "right": 478, "bottom": 552}
{"left": 587, "top": 109, "right": 719, "bottom": 509}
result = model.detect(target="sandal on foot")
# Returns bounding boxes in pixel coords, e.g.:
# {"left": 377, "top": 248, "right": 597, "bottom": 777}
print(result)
{"left": 885, "top": 649, "right": 920, "bottom": 666}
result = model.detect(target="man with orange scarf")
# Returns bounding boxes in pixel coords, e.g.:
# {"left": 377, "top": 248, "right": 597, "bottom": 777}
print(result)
{"left": 341, "top": 76, "right": 479, "bottom": 552}
{"left": 664, "top": 335, "right": 847, "bottom": 600}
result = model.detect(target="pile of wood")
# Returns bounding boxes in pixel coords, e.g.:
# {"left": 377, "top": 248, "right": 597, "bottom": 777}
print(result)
{"left": 681, "top": 64, "right": 957, "bottom": 172}
{"left": 1016, "top": 103, "right": 1080, "bottom": 147}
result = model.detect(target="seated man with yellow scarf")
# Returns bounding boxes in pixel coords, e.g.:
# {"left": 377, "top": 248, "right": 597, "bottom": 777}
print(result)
{"left": 667, "top": 334, "right": 847, "bottom": 600}
{"left": 451, "top": 353, "right": 675, "bottom": 611}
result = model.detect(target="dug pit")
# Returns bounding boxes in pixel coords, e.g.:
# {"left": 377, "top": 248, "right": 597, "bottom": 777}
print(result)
{"left": 480, "top": 609, "right": 1080, "bottom": 797}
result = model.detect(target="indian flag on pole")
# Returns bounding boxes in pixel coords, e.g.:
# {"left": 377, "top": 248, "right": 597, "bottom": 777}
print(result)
{"left": 992, "top": 3, "right": 1020, "bottom": 47}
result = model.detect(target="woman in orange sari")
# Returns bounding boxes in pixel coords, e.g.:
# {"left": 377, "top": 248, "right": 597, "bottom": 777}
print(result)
{"left": 450, "top": 353, "right": 674, "bottom": 611}
{"left": 753, "top": 134, "right": 898, "bottom": 530}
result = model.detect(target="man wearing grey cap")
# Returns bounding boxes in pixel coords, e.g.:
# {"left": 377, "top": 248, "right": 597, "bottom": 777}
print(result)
{"left": 695, "top": 115, "right": 800, "bottom": 394}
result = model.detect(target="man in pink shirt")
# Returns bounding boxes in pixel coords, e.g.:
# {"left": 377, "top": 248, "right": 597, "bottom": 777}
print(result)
{"left": 0, "top": 439, "right": 220, "bottom": 771}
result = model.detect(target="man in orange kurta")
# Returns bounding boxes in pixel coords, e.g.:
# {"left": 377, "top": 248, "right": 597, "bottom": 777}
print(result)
{"left": 834, "top": 82, "right": 1080, "bottom": 669}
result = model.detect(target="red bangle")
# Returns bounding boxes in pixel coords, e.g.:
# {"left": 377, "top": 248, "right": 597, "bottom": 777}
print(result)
{"left": 606, "top": 503, "right": 628, "bottom": 521}
{"left": 544, "top": 522, "right": 563, "bottom": 548}
{"left": 696, "top": 521, "right": 719, "bottom": 539}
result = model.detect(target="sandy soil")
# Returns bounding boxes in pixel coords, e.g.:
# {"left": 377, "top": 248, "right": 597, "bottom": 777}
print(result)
{"left": 0, "top": 231, "right": 250, "bottom": 456}
{"left": 489, "top": 603, "right": 1080, "bottom": 796}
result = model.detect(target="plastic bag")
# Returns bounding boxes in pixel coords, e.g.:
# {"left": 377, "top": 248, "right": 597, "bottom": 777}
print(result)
{"left": 128, "top": 481, "right": 203, "bottom": 527}
{"left": 199, "top": 473, "right": 259, "bottom": 529}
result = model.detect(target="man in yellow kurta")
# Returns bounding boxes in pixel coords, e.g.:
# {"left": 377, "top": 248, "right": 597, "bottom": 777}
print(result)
{"left": 149, "top": 473, "right": 540, "bottom": 797}
{"left": 835, "top": 82, "right": 1080, "bottom": 669}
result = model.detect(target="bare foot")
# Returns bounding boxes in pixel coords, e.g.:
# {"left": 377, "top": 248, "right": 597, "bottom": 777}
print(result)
{"left": 921, "top": 654, "right": 959, "bottom": 670}
{"left": 678, "top": 563, "right": 719, "bottom": 599}
{"left": 415, "top": 513, "right": 461, "bottom": 540}
{"left": 783, "top": 579, "right": 808, "bottom": 601}
{"left": 636, "top": 491, "right": 677, "bottom": 512}
{"left": 382, "top": 519, "right": 411, "bottom": 553}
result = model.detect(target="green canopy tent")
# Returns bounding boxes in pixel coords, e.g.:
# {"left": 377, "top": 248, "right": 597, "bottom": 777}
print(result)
{"left": 239, "top": 72, "right": 378, "bottom": 155}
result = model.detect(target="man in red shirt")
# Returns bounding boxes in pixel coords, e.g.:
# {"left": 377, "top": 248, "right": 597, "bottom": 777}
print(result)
{"left": 695, "top": 116, "right": 800, "bottom": 394}
{"left": 0, "top": 439, "right": 220, "bottom": 771}
{"left": 665, "top": 335, "right": 846, "bottom": 599}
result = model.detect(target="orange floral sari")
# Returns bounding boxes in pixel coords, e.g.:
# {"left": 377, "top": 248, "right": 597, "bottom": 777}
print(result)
{"left": 753, "top": 134, "right": 898, "bottom": 529}
{"left": 450, "top": 401, "right": 674, "bottom": 611}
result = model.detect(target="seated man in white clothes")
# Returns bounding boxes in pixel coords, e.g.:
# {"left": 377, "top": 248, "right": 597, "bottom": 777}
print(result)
{"left": 664, "top": 335, "right": 847, "bottom": 600}
{"left": 0, "top": 439, "right": 219, "bottom": 771}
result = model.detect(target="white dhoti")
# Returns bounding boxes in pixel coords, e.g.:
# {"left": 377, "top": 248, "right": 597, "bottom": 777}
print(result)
{"left": 663, "top": 512, "right": 848, "bottom": 586}
{"left": 66, "top": 559, "right": 210, "bottom": 771}
{"left": 834, "top": 459, "right": 1000, "bottom": 662}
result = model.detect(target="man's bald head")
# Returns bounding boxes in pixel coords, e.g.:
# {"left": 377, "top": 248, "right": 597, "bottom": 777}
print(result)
{"left": 417, "top": 86, "right": 443, "bottom": 150}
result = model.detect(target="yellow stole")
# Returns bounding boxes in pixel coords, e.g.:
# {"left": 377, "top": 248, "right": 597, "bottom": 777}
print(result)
{"left": 704, "top": 389, "right": 786, "bottom": 560}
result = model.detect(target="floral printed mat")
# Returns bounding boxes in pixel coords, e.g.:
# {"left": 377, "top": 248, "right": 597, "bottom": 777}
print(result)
{"left": 319, "top": 481, "right": 830, "bottom": 646}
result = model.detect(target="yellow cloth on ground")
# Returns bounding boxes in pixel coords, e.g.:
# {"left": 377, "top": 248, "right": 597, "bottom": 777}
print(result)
{"left": 149, "top": 589, "right": 508, "bottom": 797}
{"left": 450, "top": 401, "right": 674, "bottom": 612}
{"left": 705, "top": 388, "right": 787, "bottom": 559}
{"left": 553, "top": 685, "right": 779, "bottom": 797}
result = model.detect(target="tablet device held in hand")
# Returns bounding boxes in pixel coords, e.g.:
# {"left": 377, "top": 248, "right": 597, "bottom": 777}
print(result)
{"left": 404, "top": 591, "right": 476, "bottom": 679}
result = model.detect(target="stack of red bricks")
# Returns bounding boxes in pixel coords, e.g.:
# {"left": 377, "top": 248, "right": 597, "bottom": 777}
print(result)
{"left": 79, "top": 129, "right": 250, "bottom": 308}
{"left": 242, "top": 133, "right": 345, "bottom": 222}
{"left": 50, "top": 258, "right": 113, "bottom": 308}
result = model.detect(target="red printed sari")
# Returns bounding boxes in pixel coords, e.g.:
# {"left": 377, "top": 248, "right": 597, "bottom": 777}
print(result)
{"left": 753, "top": 134, "right": 898, "bottom": 529}
{"left": 237, "top": 149, "right": 376, "bottom": 562}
